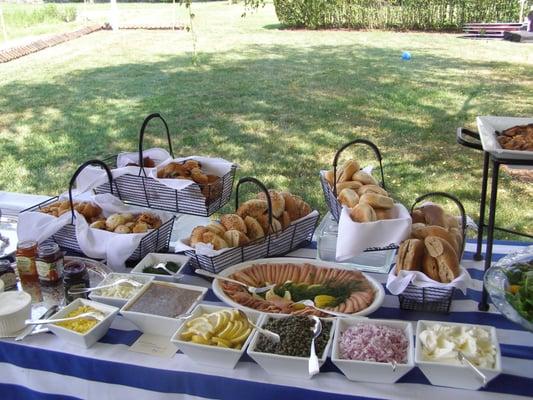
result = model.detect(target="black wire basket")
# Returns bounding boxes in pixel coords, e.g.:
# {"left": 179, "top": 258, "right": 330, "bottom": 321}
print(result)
{"left": 184, "top": 177, "right": 320, "bottom": 274}
{"left": 319, "top": 138, "right": 386, "bottom": 223}
{"left": 22, "top": 160, "right": 175, "bottom": 265}
{"left": 397, "top": 192, "right": 467, "bottom": 313}
{"left": 94, "top": 113, "right": 237, "bottom": 216}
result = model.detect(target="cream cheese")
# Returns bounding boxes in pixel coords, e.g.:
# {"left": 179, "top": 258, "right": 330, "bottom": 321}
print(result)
{"left": 0, "top": 291, "right": 32, "bottom": 316}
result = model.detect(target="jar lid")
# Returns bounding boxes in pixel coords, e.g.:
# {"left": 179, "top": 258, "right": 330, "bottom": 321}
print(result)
{"left": 37, "top": 242, "right": 60, "bottom": 256}
{"left": 64, "top": 261, "right": 87, "bottom": 275}
{"left": 17, "top": 240, "right": 37, "bottom": 250}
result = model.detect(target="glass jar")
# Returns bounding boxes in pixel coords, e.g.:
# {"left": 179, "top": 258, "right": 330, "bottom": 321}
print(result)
{"left": 16, "top": 240, "right": 42, "bottom": 302}
{"left": 63, "top": 260, "right": 90, "bottom": 304}
{"left": 36, "top": 243, "right": 63, "bottom": 286}
{"left": 0, "top": 259, "right": 17, "bottom": 290}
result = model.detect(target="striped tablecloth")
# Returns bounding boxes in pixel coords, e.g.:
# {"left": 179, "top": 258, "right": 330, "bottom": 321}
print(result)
{"left": 1, "top": 239, "right": 532, "bottom": 400}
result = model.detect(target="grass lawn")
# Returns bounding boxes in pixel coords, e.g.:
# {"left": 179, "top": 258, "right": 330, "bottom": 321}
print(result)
{"left": 0, "top": 1, "right": 531, "bottom": 238}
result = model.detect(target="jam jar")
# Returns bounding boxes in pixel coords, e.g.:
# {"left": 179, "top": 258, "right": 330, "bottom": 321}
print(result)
{"left": 16, "top": 240, "right": 42, "bottom": 302}
{"left": 63, "top": 261, "right": 90, "bottom": 304}
{"left": 0, "top": 260, "right": 17, "bottom": 290}
{"left": 36, "top": 243, "right": 63, "bottom": 286}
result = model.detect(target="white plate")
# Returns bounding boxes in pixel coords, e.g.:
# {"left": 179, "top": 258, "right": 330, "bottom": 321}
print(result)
{"left": 477, "top": 116, "right": 533, "bottom": 162}
{"left": 211, "top": 257, "right": 385, "bottom": 317}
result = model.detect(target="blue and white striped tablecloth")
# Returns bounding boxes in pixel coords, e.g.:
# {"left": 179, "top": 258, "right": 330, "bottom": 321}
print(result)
{"left": 1, "top": 239, "right": 532, "bottom": 400}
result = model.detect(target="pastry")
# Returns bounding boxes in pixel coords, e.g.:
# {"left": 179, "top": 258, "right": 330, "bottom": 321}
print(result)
{"left": 137, "top": 212, "right": 162, "bottom": 229}
{"left": 190, "top": 168, "right": 208, "bottom": 184}
{"left": 236, "top": 199, "right": 268, "bottom": 220}
{"left": 244, "top": 216, "right": 265, "bottom": 241}
{"left": 359, "top": 193, "right": 394, "bottom": 209}
{"left": 349, "top": 203, "right": 377, "bottom": 223}
{"left": 220, "top": 214, "right": 247, "bottom": 234}
{"left": 424, "top": 236, "right": 460, "bottom": 283}
{"left": 395, "top": 239, "right": 424, "bottom": 274}
{"left": 337, "top": 188, "right": 359, "bottom": 208}
{"left": 206, "top": 222, "right": 226, "bottom": 237}
{"left": 257, "top": 190, "right": 286, "bottom": 218}
{"left": 190, "top": 226, "right": 209, "bottom": 246}
{"left": 224, "top": 230, "right": 250, "bottom": 247}
{"left": 280, "top": 211, "right": 291, "bottom": 230}
{"left": 352, "top": 171, "right": 378, "bottom": 186}
{"left": 280, "top": 192, "right": 299, "bottom": 221}
{"left": 201, "top": 232, "right": 228, "bottom": 250}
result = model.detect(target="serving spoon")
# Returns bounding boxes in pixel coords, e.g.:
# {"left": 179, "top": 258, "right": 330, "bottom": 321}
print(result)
{"left": 237, "top": 310, "right": 280, "bottom": 343}
{"left": 194, "top": 269, "right": 275, "bottom": 294}
{"left": 294, "top": 299, "right": 369, "bottom": 319}
{"left": 25, "top": 311, "right": 105, "bottom": 326}
{"left": 308, "top": 316, "right": 322, "bottom": 377}
{"left": 153, "top": 262, "right": 184, "bottom": 279}
{"left": 457, "top": 351, "right": 487, "bottom": 387}
{"left": 68, "top": 278, "right": 143, "bottom": 295}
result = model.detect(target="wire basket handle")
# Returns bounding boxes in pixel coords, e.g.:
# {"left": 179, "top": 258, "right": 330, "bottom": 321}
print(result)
{"left": 68, "top": 160, "right": 114, "bottom": 224}
{"left": 138, "top": 113, "right": 175, "bottom": 176}
{"left": 235, "top": 177, "right": 273, "bottom": 231}
{"left": 332, "top": 139, "right": 385, "bottom": 197}
{"left": 456, "top": 127, "right": 482, "bottom": 151}
{"left": 411, "top": 192, "right": 467, "bottom": 257}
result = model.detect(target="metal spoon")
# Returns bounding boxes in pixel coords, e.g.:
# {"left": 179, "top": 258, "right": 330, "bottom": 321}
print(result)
{"left": 457, "top": 351, "right": 488, "bottom": 387}
{"left": 153, "top": 262, "right": 184, "bottom": 279}
{"left": 237, "top": 310, "right": 280, "bottom": 344}
{"left": 25, "top": 311, "right": 105, "bottom": 326}
{"left": 294, "top": 299, "right": 369, "bottom": 319}
{"left": 194, "top": 269, "right": 276, "bottom": 294}
{"left": 16, "top": 305, "right": 59, "bottom": 341}
{"left": 308, "top": 316, "right": 322, "bottom": 377}
{"left": 68, "top": 278, "right": 143, "bottom": 295}
{"left": 390, "top": 359, "right": 398, "bottom": 372}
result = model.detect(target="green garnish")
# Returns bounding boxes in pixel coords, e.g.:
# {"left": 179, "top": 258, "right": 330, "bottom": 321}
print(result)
{"left": 142, "top": 261, "right": 181, "bottom": 275}
{"left": 505, "top": 261, "right": 533, "bottom": 323}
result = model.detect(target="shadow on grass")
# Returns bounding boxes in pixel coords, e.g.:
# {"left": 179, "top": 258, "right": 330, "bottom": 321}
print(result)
{"left": 1, "top": 42, "right": 532, "bottom": 233}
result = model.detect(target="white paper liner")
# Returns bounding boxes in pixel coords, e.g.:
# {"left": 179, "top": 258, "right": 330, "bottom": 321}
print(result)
{"left": 386, "top": 266, "right": 472, "bottom": 295}
{"left": 335, "top": 204, "right": 411, "bottom": 261}
{"left": 17, "top": 193, "right": 174, "bottom": 271}
{"left": 174, "top": 210, "right": 320, "bottom": 256}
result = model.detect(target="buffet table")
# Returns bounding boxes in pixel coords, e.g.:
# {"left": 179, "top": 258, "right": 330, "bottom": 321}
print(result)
{"left": 0, "top": 237, "right": 532, "bottom": 400}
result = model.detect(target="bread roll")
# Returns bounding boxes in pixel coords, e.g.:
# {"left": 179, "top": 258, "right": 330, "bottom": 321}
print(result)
{"left": 254, "top": 214, "right": 271, "bottom": 233}
{"left": 236, "top": 199, "right": 268, "bottom": 220}
{"left": 137, "top": 213, "right": 162, "bottom": 229}
{"left": 338, "top": 160, "right": 360, "bottom": 183}
{"left": 424, "top": 236, "right": 460, "bottom": 283}
{"left": 422, "top": 253, "right": 440, "bottom": 282}
{"left": 337, "top": 188, "right": 359, "bottom": 208}
{"left": 220, "top": 214, "right": 247, "bottom": 234}
{"left": 359, "top": 193, "right": 394, "bottom": 209}
{"left": 183, "top": 159, "right": 201, "bottom": 170}
{"left": 206, "top": 222, "right": 226, "bottom": 237}
{"left": 352, "top": 171, "right": 378, "bottom": 186}
{"left": 357, "top": 184, "right": 388, "bottom": 197}
{"left": 395, "top": 239, "right": 424, "bottom": 274}
{"left": 449, "top": 227, "right": 464, "bottom": 255}
{"left": 445, "top": 214, "right": 460, "bottom": 230}
{"left": 244, "top": 216, "right": 264, "bottom": 241}
{"left": 224, "top": 230, "right": 250, "bottom": 247}
{"left": 420, "top": 204, "right": 447, "bottom": 228}
{"left": 190, "top": 226, "right": 209, "bottom": 246}
{"left": 280, "top": 211, "right": 291, "bottom": 230}
{"left": 411, "top": 225, "right": 459, "bottom": 257}
{"left": 269, "top": 218, "right": 283, "bottom": 233}
{"left": 375, "top": 208, "right": 395, "bottom": 220}
{"left": 201, "top": 232, "right": 228, "bottom": 250}
{"left": 324, "top": 170, "right": 335, "bottom": 186}
{"left": 335, "top": 181, "right": 363, "bottom": 193}
{"left": 411, "top": 209, "right": 426, "bottom": 224}
{"left": 349, "top": 203, "right": 377, "bottom": 223}
{"left": 257, "top": 190, "right": 285, "bottom": 218}
{"left": 90, "top": 220, "right": 106, "bottom": 230}
{"left": 114, "top": 225, "right": 131, "bottom": 234}
{"left": 106, "top": 214, "right": 127, "bottom": 231}
{"left": 132, "top": 222, "right": 148, "bottom": 233}
{"left": 292, "top": 195, "right": 312, "bottom": 220}
{"left": 281, "top": 192, "right": 299, "bottom": 221}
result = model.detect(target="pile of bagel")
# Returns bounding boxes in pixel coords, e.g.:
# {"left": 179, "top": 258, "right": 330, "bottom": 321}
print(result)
{"left": 396, "top": 203, "right": 463, "bottom": 283}
{"left": 324, "top": 159, "right": 396, "bottom": 222}
{"left": 189, "top": 190, "right": 312, "bottom": 250}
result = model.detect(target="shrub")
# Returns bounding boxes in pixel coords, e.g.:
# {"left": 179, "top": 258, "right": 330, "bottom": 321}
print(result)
{"left": 4, "top": 4, "right": 77, "bottom": 28}
{"left": 272, "top": 0, "right": 523, "bottom": 31}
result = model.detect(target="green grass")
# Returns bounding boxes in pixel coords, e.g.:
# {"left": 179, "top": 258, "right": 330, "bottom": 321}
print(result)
{"left": 0, "top": 2, "right": 532, "bottom": 238}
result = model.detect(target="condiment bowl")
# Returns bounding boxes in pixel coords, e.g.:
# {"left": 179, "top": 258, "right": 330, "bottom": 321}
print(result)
{"left": 47, "top": 298, "right": 119, "bottom": 349}
{"left": 246, "top": 314, "right": 336, "bottom": 380}
{"left": 171, "top": 304, "right": 263, "bottom": 369}
{"left": 89, "top": 272, "right": 154, "bottom": 308}
{"left": 331, "top": 318, "right": 414, "bottom": 383}
{"left": 120, "top": 281, "right": 207, "bottom": 337}
{"left": 131, "top": 253, "right": 190, "bottom": 282}
{"left": 415, "top": 320, "right": 502, "bottom": 390}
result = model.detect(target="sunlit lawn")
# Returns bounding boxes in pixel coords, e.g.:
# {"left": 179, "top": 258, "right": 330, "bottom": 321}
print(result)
{"left": 0, "top": 2, "right": 532, "bottom": 237}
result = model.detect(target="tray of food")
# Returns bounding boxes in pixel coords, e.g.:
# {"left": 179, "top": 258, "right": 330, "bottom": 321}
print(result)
{"left": 211, "top": 258, "right": 385, "bottom": 317}
{"left": 476, "top": 116, "right": 533, "bottom": 161}
{"left": 485, "top": 245, "right": 533, "bottom": 332}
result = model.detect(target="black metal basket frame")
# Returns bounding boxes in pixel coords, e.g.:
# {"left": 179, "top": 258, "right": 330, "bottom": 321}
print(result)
{"left": 398, "top": 191, "right": 467, "bottom": 313}
{"left": 184, "top": 177, "right": 320, "bottom": 274}
{"left": 22, "top": 160, "right": 175, "bottom": 264}
{"left": 95, "top": 113, "right": 237, "bottom": 216}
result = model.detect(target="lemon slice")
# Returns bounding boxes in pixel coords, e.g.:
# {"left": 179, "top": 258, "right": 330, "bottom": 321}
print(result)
{"left": 314, "top": 295, "right": 336, "bottom": 308}
{"left": 230, "top": 309, "right": 240, "bottom": 322}
{"left": 191, "top": 335, "right": 210, "bottom": 345}
{"left": 187, "top": 320, "right": 214, "bottom": 341}
{"left": 218, "top": 320, "right": 235, "bottom": 339}
{"left": 180, "top": 330, "right": 194, "bottom": 341}
{"left": 226, "top": 320, "right": 243, "bottom": 339}
{"left": 229, "top": 327, "right": 252, "bottom": 345}
{"left": 292, "top": 303, "right": 305, "bottom": 310}
{"left": 211, "top": 337, "right": 231, "bottom": 348}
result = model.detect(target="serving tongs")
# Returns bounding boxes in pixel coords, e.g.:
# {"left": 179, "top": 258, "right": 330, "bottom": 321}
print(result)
{"left": 195, "top": 269, "right": 275, "bottom": 294}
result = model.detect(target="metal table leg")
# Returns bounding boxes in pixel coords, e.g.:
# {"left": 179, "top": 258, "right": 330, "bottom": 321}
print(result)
{"left": 478, "top": 160, "right": 500, "bottom": 312}
{"left": 474, "top": 151, "right": 490, "bottom": 261}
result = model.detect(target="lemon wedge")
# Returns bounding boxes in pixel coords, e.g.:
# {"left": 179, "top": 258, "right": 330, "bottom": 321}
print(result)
{"left": 211, "top": 337, "right": 231, "bottom": 348}
{"left": 229, "top": 327, "right": 252, "bottom": 345}
{"left": 191, "top": 335, "right": 210, "bottom": 345}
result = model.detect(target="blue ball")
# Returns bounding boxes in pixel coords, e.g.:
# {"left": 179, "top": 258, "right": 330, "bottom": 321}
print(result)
{"left": 401, "top": 51, "right": 412, "bottom": 61}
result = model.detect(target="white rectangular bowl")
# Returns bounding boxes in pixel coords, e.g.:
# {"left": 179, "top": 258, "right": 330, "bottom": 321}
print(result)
{"left": 89, "top": 272, "right": 154, "bottom": 308}
{"left": 246, "top": 314, "right": 336, "bottom": 380}
{"left": 331, "top": 318, "right": 414, "bottom": 383}
{"left": 171, "top": 304, "right": 263, "bottom": 369}
{"left": 47, "top": 298, "right": 119, "bottom": 349}
{"left": 130, "top": 253, "right": 191, "bottom": 282}
{"left": 121, "top": 281, "right": 207, "bottom": 337}
{"left": 477, "top": 116, "right": 533, "bottom": 161}
{"left": 415, "top": 320, "right": 502, "bottom": 390}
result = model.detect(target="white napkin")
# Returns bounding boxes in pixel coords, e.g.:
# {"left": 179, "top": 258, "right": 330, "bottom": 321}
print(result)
{"left": 116, "top": 147, "right": 172, "bottom": 168}
{"left": 386, "top": 266, "right": 472, "bottom": 295}
{"left": 18, "top": 210, "right": 72, "bottom": 243}
{"left": 335, "top": 204, "right": 411, "bottom": 261}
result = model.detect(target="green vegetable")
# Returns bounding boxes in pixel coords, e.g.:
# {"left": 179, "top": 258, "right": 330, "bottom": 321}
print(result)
{"left": 505, "top": 261, "right": 533, "bottom": 323}
{"left": 142, "top": 261, "right": 181, "bottom": 276}
{"left": 267, "top": 280, "right": 363, "bottom": 307}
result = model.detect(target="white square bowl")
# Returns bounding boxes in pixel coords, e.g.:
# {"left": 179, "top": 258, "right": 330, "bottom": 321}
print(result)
{"left": 246, "top": 314, "right": 336, "bottom": 380}
{"left": 47, "top": 298, "right": 119, "bottom": 349}
{"left": 121, "top": 281, "right": 207, "bottom": 337}
{"left": 331, "top": 318, "right": 414, "bottom": 383}
{"left": 130, "top": 253, "right": 190, "bottom": 282}
{"left": 89, "top": 272, "right": 154, "bottom": 308}
{"left": 171, "top": 304, "right": 262, "bottom": 369}
{"left": 477, "top": 116, "right": 533, "bottom": 160}
{"left": 415, "top": 320, "right": 502, "bottom": 390}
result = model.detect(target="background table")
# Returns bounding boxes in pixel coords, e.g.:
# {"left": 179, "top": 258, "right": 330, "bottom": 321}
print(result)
{"left": 1, "top": 238, "right": 532, "bottom": 400}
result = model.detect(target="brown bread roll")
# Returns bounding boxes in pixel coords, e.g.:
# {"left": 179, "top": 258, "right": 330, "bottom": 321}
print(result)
{"left": 445, "top": 214, "right": 460, "bottom": 230}
{"left": 411, "top": 225, "right": 460, "bottom": 257}
{"left": 190, "top": 168, "right": 208, "bottom": 185}
{"left": 411, "top": 209, "right": 426, "bottom": 224}
{"left": 352, "top": 171, "right": 378, "bottom": 186}
{"left": 375, "top": 208, "right": 395, "bottom": 220}
{"left": 281, "top": 192, "right": 299, "bottom": 221}
{"left": 90, "top": 220, "right": 106, "bottom": 230}
{"left": 114, "top": 225, "right": 131, "bottom": 234}
{"left": 422, "top": 253, "right": 441, "bottom": 282}
{"left": 449, "top": 227, "right": 464, "bottom": 255}
{"left": 359, "top": 193, "right": 394, "bottom": 209}
{"left": 269, "top": 218, "right": 283, "bottom": 233}
{"left": 280, "top": 211, "right": 291, "bottom": 230}
{"left": 236, "top": 199, "right": 268, "bottom": 220}
{"left": 335, "top": 181, "right": 363, "bottom": 193}
{"left": 395, "top": 239, "right": 424, "bottom": 274}
{"left": 357, "top": 184, "right": 388, "bottom": 197}
{"left": 190, "top": 226, "right": 209, "bottom": 246}
{"left": 132, "top": 222, "right": 148, "bottom": 233}
{"left": 201, "top": 232, "right": 228, "bottom": 250}
{"left": 424, "top": 236, "right": 460, "bottom": 283}
{"left": 338, "top": 160, "right": 360, "bottom": 183}
{"left": 349, "top": 203, "right": 377, "bottom": 223}
{"left": 244, "top": 216, "right": 264, "bottom": 241}
{"left": 420, "top": 204, "right": 447, "bottom": 228}
{"left": 257, "top": 190, "right": 285, "bottom": 218}
{"left": 220, "top": 214, "right": 247, "bottom": 234}
{"left": 224, "top": 230, "right": 250, "bottom": 247}
{"left": 324, "top": 170, "right": 335, "bottom": 186}
{"left": 206, "top": 222, "right": 226, "bottom": 237}
{"left": 337, "top": 188, "right": 359, "bottom": 208}
{"left": 254, "top": 214, "right": 271, "bottom": 233}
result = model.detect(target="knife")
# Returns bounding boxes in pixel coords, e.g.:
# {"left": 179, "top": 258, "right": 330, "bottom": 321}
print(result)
{"left": 15, "top": 305, "right": 59, "bottom": 341}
